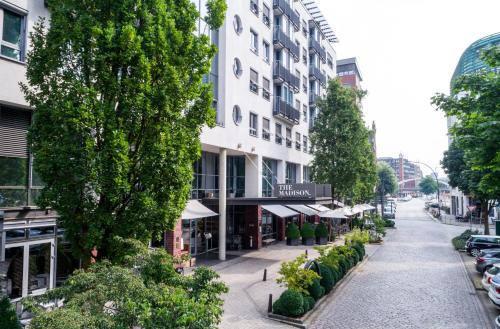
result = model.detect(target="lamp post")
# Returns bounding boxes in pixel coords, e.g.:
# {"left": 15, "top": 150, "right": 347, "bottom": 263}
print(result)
{"left": 408, "top": 160, "right": 441, "bottom": 218}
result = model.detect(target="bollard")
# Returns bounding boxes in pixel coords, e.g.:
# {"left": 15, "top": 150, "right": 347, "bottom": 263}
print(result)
{"left": 263, "top": 268, "right": 267, "bottom": 281}
{"left": 305, "top": 249, "right": 308, "bottom": 257}
{"left": 268, "top": 294, "right": 273, "bottom": 313}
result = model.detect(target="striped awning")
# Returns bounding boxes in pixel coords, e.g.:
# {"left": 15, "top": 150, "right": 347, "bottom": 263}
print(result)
{"left": 261, "top": 205, "right": 299, "bottom": 218}
{"left": 286, "top": 204, "right": 319, "bottom": 216}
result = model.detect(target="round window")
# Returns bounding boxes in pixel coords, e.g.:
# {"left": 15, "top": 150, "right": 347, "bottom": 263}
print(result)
{"left": 233, "top": 15, "right": 243, "bottom": 35}
{"left": 233, "top": 58, "right": 242, "bottom": 78}
{"left": 232, "top": 105, "right": 242, "bottom": 125}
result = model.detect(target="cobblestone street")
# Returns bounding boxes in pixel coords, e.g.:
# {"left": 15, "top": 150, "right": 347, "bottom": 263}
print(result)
{"left": 308, "top": 199, "right": 492, "bottom": 329}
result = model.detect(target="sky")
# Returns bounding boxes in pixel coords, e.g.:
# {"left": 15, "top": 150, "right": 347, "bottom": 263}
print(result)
{"left": 316, "top": 0, "right": 500, "bottom": 176}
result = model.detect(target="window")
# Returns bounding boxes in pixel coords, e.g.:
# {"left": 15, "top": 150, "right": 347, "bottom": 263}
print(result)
{"left": 262, "top": 158, "right": 278, "bottom": 197}
{"left": 250, "top": 29, "right": 258, "bottom": 53}
{"left": 295, "top": 99, "right": 300, "bottom": 113}
{"left": 295, "top": 132, "right": 301, "bottom": 150}
{"left": 303, "top": 166, "right": 310, "bottom": 182}
{"left": 295, "top": 69, "right": 300, "bottom": 85}
{"left": 233, "top": 58, "right": 242, "bottom": 78}
{"left": 302, "top": 47, "right": 307, "bottom": 64}
{"left": 232, "top": 105, "right": 242, "bottom": 125}
{"left": 275, "top": 123, "right": 282, "bottom": 144}
{"left": 327, "top": 53, "right": 333, "bottom": 69}
{"left": 227, "top": 156, "right": 246, "bottom": 197}
{"left": 250, "top": 69, "right": 259, "bottom": 94}
{"left": 191, "top": 151, "right": 219, "bottom": 199}
{"left": 1, "top": 8, "right": 25, "bottom": 61}
{"left": 286, "top": 162, "right": 297, "bottom": 184}
{"left": 250, "top": 0, "right": 259, "bottom": 16}
{"left": 262, "top": 118, "right": 270, "bottom": 141}
{"left": 263, "top": 4, "right": 271, "bottom": 27}
{"left": 286, "top": 127, "right": 292, "bottom": 148}
{"left": 233, "top": 15, "right": 243, "bottom": 35}
{"left": 303, "top": 136, "right": 308, "bottom": 153}
{"left": 263, "top": 40, "right": 270, "bottom": 63}
{"left": 262, "top": 77, "right": 270, "bottom": 100}
{"left": 249, "top": 112, "right": 258, "bottom": 137}
{"left": 302, "top": 20, "right": 308, "bottom": 37}
{"left": 303, "top": 104, "right": 308, "bottom": 122}
{"left": 302, "top": 75, "right": 307, "bottom": 93}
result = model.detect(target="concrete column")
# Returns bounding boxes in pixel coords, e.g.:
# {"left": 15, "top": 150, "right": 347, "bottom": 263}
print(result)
{"left": 297, "top": 164, "right": 304, "bottom": 183}
{"left": 219, "top": 148, "right": 227, "bottom": 261}
{"left": 245, "top": 153, "right": 262, "bottom": 198}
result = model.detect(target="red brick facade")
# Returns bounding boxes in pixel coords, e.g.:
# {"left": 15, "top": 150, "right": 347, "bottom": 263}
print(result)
{"left": 165, "top": 219, "right": 183, "bottom": 257}
{"left": 244, "top": 205, "right": 262, "bottom": 249}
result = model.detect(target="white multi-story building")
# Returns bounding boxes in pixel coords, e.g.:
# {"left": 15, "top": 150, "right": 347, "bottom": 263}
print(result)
{"left": 169, "top": 0, "right": 339, "bottom": 261}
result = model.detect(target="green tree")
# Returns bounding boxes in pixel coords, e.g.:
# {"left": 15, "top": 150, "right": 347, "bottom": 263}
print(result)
{"left": 433, "top": 47, "right": 500, "bottom": 235}
{"left": 24, "top": 249, "right": 228, "bottom": 329}
{"left": 376, "top": 162, "right": 398, "bottom": 211}
{"left": 21, "top": 0, "right": 227, "bottom": 262}
{"left": 310, "top": 79, "right": 377, "bottom": 204}
{"left": 419, "top": 175, "right": 438, "bottom": 195}
{"left": 0, "top": 295, "right": 21, "bottom": 329}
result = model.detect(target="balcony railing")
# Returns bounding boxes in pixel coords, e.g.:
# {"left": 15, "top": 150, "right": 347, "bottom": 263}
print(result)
{"left": 273, "top": 28, "right": 299, "bottom": 62}
{"left": 273, "top": 61, "right": 300, "bottom": 92}
{"left": 309, "top": 37, "right": 326, "bottom": 62}
{"left": 273, "top": 0, "right": 300, "bottom": 31}
{"left": 274, "top": 97, "right": 300, "bottom": 125}
{"left": 309, "top": 66, "right": 326, "bottom": 87}
{"left": 309, "top": 93, "right": 320, "bottom": 105}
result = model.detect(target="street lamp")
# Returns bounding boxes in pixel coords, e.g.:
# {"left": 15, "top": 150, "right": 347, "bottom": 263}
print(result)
{"left": 408, "top": 160, "right": 441, "bottom": 218}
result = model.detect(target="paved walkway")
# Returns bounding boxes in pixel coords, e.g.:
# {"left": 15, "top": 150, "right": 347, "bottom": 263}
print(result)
{"left": 308, "top": 199, "right": 492, "bottom": 329}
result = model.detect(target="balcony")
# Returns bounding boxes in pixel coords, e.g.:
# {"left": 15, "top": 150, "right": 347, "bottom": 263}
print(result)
{"left": 309, "top": 66, "right": 326, "bottom": 87}
{"left": 273, "top": 61, "right": 300, "bottom": 92}
{"left": 273, "top": 0, "right": 300, "bottom": 31}
{"left": 274, "top": 97, "right": 300, "bottom": 125}
{"left": 309, "top": 93, "right": 320, "bottom": 105}
{"left": 273, "top": 29, "right": 299, "bottom": 62}
{"left": 309, "top": 37, "right": 326, "bottom": 63}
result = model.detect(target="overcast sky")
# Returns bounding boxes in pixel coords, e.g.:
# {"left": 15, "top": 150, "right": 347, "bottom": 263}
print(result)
{"left": 316, "top": 0, "right": 500, "bottom": 176}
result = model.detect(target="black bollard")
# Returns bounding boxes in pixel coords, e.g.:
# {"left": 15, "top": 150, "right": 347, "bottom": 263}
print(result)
{"left": 268, "top": 294, "right": 273, "bottom": 313}
{"left": 305, "top": 249, "right": 308, "bottom": 257}
{"left": 263, "top": 268, "right": 267, "bottom": 281}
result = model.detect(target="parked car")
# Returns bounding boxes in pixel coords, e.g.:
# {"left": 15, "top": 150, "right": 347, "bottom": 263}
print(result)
{"left": 475, "top": 250, "right": 500, "bottom": 273}
{"left": 488, "top": 274, "right": 500, "bottom": 308}
{"left": 482, "top": 264, "right": 500, "bottom": 290}
{"left": 466, "top": 235, "right": 500, "bottom": 256}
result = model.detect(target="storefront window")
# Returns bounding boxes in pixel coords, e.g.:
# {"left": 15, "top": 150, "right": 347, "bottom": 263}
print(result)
{"left": 262, "top": 211, "right": 276, "bottom": 239}
{"left": 286, "top": 162, "right": 297, "bottom": 184}
{"left": 262, "top": 158, "right": 277, "bottom": 197}
{"left": 227, "top": 156, "right": 245, "bottom": 197}
{"left": 2, "top": 247, "right": 24, "bottom": 299}
{"left": 28, "top": 244, "right": 51, "bottom": 293}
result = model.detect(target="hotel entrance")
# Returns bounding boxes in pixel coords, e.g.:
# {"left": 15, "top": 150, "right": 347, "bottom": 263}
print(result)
{"left": 182, "top": 216, "right": 219, "bottom": 256}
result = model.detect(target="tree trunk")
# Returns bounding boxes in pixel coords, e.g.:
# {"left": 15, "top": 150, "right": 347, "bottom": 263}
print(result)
{"left": 481, "top": 200, "right": 490, "bottom": 235}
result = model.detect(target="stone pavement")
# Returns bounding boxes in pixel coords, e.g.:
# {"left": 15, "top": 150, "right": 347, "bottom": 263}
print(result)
{"left": 308, "top": 199, "right": 493, "bottom": 329}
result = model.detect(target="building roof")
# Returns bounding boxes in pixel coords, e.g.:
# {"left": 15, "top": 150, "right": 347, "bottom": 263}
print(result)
{"left": 302, "top": 0, "right": 339, "bottom": 43}
{"left": 336, "top": 57, "right": 363, "bottom": 81}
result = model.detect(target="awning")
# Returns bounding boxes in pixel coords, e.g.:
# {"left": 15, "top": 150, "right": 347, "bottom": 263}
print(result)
{"left": 286, "top": 204, "right": 319, "bottom": 216}
{"left": 261, "top": 205, "right": 299, "bottom": 218}
{"left": 318, "top": 209, "right": 347, "bottom": 219}
{"left": 342, "top": 207, "right": 355, "bottom": 216}
{"left": 352, "top": 205, "right": 366, "bottom": 214}
{"left": 362, "top": 204, "right": 376, "bottom": 211}
{"left": 333, "top": 200, "right": 345, "bottom": 207}
{"left": 181, "top": 200, "right": 218, "bottom": 220}
{"left": 306, "top": 204, "right": 331, "bottom": 212}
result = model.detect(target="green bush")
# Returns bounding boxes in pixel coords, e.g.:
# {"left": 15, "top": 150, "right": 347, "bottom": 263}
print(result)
{"left": 373, "top": 218, "right": 387, "bottom": 236}
{"left": 0, "top": 296, "right": 21, "bottom": 329}
{"left": 451, "top": 229, "right": 480, "bottom": 250}
{"left": 277, "top": 254, "right": 320, "bottom": 295}
{"left": 352, "top": 243, "right": 364, "bottom": 260}
{"left": 286, "top": 223, "right": 301, "bottom": 239}
{"left": 307, "top": 278, "right": 325, "bottom": 301}
{"left": 344, "top": 228, "right": 369, "bottom": 245}
{"left": 339, "top": 256, "right": 350, "bottom": 275}
{"left": 273, "top": 289, "right": 305, "bottom": 317}
{"left": 300, "top": 222, "right": 316, "bottom": 239}
{"left": 383, "top": 219, "right": 395, "bottom": 227}
{"left": 352, "top": 217, "right": 365, "bottom": 229}
{"left": 315, "top": 222, "right": 328, "bottom": 238}
{"left": 318, "top": 263, "right": 335, "bottom": 293}
{"left": 459, "top": 229, "right": 480, "bottom": 240}
{"left": 303, "top": 296, "right": 315, "bottom": 312}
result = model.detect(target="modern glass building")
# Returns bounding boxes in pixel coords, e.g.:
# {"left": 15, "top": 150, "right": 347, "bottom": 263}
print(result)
{"left": 451, "top": 32, "right": 500, "bottom": 89}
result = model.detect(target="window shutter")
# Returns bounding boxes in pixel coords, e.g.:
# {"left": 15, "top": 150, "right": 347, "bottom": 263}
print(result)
{"left": 0, "top": 106, "right": 30, "bottom": 158}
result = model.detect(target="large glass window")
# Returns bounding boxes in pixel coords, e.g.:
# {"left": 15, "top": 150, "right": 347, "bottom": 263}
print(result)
{"left": 0, "top": 156, "right": 27, "bottom": 207}
{"left": 286, "top": 162, "right": 297, "bottom": 184}
{"left": 262, "top": 158, "right": 278, "bottom": 197}
{"left": 303, "top": 166, "right": 311, "bottom": 183}
{"left": 2, "top": 247, "right": 24, "bottom": 299}
{"left": 227, "top": 156, "right": 245, "bottom": 198}
{"left": 28, "top": 244, "right": 51, "bottom": 293}
{"left": 261, "top": 211, "right": 277, "bottom": 239}
{"left": 191, "top": 152, "right": 219, "bottom": 199}
{"left": 1, "top": 9, "right": 24, "bottom": 61}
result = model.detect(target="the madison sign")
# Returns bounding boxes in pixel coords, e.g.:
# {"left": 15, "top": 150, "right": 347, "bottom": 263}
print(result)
{"left": 275, "top": 183, "right": 315, "bottom": 199}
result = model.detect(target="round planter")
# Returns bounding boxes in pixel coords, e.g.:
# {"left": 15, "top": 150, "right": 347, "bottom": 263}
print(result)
{"left": 286, "top": 238, "right": 300, "bottom": 246}
{"left": 316, "top": 236, "right": 328, "bottom": 245}
{"left": 302, "top": 237, "right": 315, "bottom": 246}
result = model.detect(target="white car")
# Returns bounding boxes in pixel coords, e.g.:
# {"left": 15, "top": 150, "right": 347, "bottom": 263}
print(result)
{"left": 482, "top": 264, "right": 500, "bottom": 290}
{"left": 488, "top": 274, "right": 500, "bottom": 308}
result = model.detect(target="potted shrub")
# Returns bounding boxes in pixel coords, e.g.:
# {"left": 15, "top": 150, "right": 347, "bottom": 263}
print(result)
{"left": 286, "top": 223, "right": 301, "bottom": 246}
{"left": 315, "top": 222, "right": 328, "bottom": 245}
{"left": 301, "top": 222, "right": 315, "bottom": 246}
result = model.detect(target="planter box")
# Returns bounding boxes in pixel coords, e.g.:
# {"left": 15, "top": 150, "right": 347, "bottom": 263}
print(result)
{"left": 286, "top": 238, "right": 300, "bottom": 246}
{"left": 302, "top": 237, "right": 314, "bottom": 246}
{"left": 316, "top": 236, "right": 328, "bottom": 245}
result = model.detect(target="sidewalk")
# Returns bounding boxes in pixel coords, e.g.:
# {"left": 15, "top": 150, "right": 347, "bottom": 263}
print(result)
{"left": 205, "top": 236, "right": 379, "bottom": 329}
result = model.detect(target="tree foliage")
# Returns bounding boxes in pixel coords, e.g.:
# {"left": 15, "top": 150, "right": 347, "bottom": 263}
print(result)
{"left": 376, "top": 162, "right": 398, "bottom": 196}
{"left": 276, "top": 254, "right": 320, "bottom": 296}
{"left": 21, "top": 0, "right": 227, "bottom": 262}
{"left": 310, "top": 79, "right": 377, "bottom": 203}
{"left": 24, "top": 249, "right": 228, "bottom": 329}
{"left": 433, "top": 47, "right": 500, "bottom": 234}
{"left": 419, "top": 175, "right": 438, "bottom": 195}
{"left": 0, "top": 295, "right": 21, "bottom": 329}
